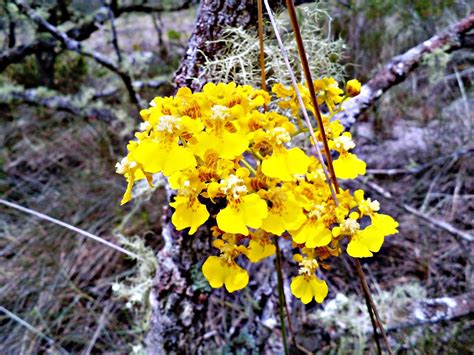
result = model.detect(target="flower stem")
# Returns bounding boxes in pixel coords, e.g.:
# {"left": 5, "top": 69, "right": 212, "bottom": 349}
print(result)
{"left": 241, "top": 158, "right": 257, "bottom": 175}
{"left": 355, "top": 259, "right": 392, "bottom": 355}
{"left": 274, "top": 238, "right": 289, "bottom": 355}
{"left": 257, "top": 0, "right": 267, "bottom": 100}
{"left": 283, "top": 1, "right": 392, "bottom": 353}
{"left": 284, "top": 0, "right": 339, "bottom": 193}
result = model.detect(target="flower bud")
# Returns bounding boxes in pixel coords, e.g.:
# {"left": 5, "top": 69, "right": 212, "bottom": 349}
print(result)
{"left": 346, "top": 79, "right": 361, "bottom": 97}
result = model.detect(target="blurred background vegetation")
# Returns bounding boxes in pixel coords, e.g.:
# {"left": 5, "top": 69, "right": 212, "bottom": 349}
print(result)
{"left": 0, "top": 0, "right": 472, "bottom": 353}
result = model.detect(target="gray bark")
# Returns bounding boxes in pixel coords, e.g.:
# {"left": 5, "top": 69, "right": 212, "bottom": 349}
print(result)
{"left": 147, "top": 1, "right": 282, "bottom": 353}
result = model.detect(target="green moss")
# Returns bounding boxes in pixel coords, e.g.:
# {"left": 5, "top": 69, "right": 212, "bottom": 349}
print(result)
{"left": 4, "top": 56, "right": 40, "bottom": 88}
{"left": 54, "top": 51, "right": 89, "bottom": 94}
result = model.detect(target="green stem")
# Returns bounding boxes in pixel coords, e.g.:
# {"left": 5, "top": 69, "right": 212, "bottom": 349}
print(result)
{"left": 249, "top": 148, "right": 264, "bottom": 161}
{"left": 240, "top": 158, "right": 257, "bottom": 175}
{"left": 274, "top": 238, "right": 289, "bottom": 355}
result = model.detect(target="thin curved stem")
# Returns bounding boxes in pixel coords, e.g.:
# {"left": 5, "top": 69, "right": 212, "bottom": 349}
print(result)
{"left": 284, "top": 0, "right": 339, "bottom": 193}
{"left": 274, "top": 238, "right": 289, "bottom": 355}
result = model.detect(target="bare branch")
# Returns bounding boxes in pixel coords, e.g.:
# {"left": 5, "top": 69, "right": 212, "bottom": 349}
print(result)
{"left": 1, "top": 1, "right": 197, "bottom": 73}
{"left": 1, "top": 86, "right": 118, "bottom": 123}
{"left": 115, "top": 1, "right": 195, "bottom": 15}
{"left": 13, "top": 0, "right": 142, "bottom": 109}
{"left": 3, "top": 2, "right": 17, "bottom": 48}
{"left": 106, "top": 1, "right": 122, "bottom": 63}
{"left": 387, "top": 292, "right": 474, "bottom": 331}
{"left": 0, "top": 6, "right": 112, "bottom": 72}
{"left": 333, "top": 12, "right": 474, "bottom": 128}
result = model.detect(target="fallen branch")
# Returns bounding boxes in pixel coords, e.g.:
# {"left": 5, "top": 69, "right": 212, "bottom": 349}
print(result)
{"left": 333, "top": 12, "right": 474, "bottom": 128}
{"left": 387, "top": 291, "right": 474, "bottom": 331}
{"left": 360, "top": 179, "right": 474, "bottom": 243}
{"left": 1, "top": 87, "right": 118, "bottom": 123}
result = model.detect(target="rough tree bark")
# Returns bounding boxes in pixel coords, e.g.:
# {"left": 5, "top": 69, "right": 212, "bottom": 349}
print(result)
{"left": 174, "top": 0, "right": 269, "bottom": 91}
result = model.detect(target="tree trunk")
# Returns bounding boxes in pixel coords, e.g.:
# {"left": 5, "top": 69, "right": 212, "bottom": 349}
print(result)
{"left": 174, "top": 0, "right": 259, "bottom": 91}
{"left": 147, "top": 1, "right": 282, "bottom": 353}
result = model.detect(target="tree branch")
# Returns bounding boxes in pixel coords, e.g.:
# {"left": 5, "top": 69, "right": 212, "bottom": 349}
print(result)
{"left": 333, "top": 12, "right": 474, "bottom": 128}
{"left": 387, "top": 291, "right": 474, "bottom": 331}
{"left": 0, "top": 0, "right": 195, "bottom": 73}
{"left": 106, "top": 1, "right": 122, "bottom": 63}
{"left": 1, "top": 87, "right": 118, "bottom": 123}
{"left": 13, "top": 0, "right": 142, "bottom": 110}
{"left": 0, "top": 40, "right": 56, "bottom": 72}
{"left": 0, "top": 5, "right": 110, "bottom": 72}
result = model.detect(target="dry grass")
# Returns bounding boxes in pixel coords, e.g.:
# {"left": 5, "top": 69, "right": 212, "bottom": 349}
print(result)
{"left": 0, "top": 8, "right": 185, "bottom": 352}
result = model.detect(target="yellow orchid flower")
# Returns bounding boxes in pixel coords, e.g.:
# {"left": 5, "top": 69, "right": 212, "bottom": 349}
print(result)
{"left": 202, "top": 256, "right": 249, "bottom": 292}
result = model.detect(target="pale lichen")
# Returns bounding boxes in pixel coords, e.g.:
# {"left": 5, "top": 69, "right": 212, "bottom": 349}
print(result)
{"left": 198, "top": 2, "right": 346, "bottom": 88}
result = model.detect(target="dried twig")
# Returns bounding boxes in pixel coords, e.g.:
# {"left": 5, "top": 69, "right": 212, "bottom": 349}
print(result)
{"left": 84, "top": 303, "right": 112, "bottom": 355}
{"left": 0, "top": 306, "right": 64, "bottom": 351}
{"left": 0, "top": 198, "right": 142, "bottom": 260}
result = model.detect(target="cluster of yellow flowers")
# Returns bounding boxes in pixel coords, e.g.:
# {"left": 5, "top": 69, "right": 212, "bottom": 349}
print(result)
{"left": 116, "top": 79, "right": 398, "bottom": 304}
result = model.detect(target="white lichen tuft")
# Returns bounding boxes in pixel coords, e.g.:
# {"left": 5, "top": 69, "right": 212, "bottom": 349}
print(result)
{"left": 112, "top": 233, "right": 158, "bottom": 350}
{"left": 198, "top": 2, "right": 346, "bottom": 89}
{"left": 310, "top": 282, "right": 428, "bottom": 349}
